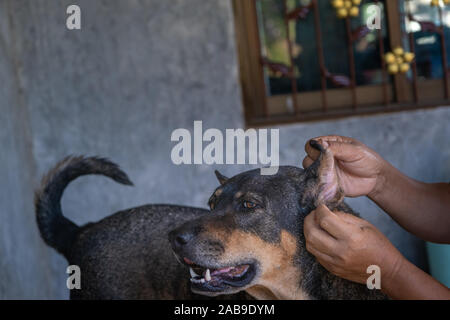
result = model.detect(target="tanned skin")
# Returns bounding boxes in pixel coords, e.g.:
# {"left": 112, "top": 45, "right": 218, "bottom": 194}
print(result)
{"left": 302, "top": 135, "right": 450, "bottom": 300}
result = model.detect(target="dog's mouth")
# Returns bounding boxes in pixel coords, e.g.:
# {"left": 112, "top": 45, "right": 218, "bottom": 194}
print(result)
{"left": 183, "top": 257, "right": 256, "bottom": 293}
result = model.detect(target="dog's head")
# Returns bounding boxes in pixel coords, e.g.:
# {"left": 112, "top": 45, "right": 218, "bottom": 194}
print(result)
{"left": 169, "top": 141, "right": 344, "bottom": 299}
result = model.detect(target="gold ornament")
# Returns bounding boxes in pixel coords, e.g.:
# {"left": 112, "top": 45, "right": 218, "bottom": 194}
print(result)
{"left": 431, "top": 0, "right": 450, "bottom": 6}
{"left": 332, "top": 0, "right": 360, "bottom": 19}
{"left": 337, "top": 8, "right": 348, "bottom": 18}
{"left": 393, "top": 47, "right": 404, "bottom": 56}
{"left": 385, "top": 47, "right": 415, "bottom": 74}
{"left": 349, "top": 7, "right": 359, "bottom": 17}
{"left": 400, "top": 63, "right": 410, "bottom": 73}
{"left": 332, "top": 0, "right": 344, "bottom": 8}
{"left": 384, "top": 53, "right": 396, "bottom": 64}
{"left": 404, "top": 52, "right": 415, "bottom": 63}
{"left": 388, "top": 64, "right": 399, "bottom": 74}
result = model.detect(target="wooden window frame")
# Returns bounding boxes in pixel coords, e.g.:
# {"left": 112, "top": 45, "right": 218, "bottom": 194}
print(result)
{"left": 233, "top": 0, "right": 450, "bottom": 127}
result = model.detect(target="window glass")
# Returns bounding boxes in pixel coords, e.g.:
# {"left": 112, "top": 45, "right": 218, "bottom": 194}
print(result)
{"left": 256, "top": 0, "right": 390, "bottom": 96}
{"left": 403, "top": 0, "right": 450, "bottom": 80}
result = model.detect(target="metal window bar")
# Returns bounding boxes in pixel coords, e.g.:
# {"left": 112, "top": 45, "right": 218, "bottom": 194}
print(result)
{"left": 282, "top": 0, "right": 300, "bottom": 114}
{"left": 375, "top": 0, "right": 390, "bottom": 106}
{"left": 311, "top": 0, "right": 328, "bottom": 111}
{"left": 345, "top": 17, "right": 358, "bottom": 109}
{"left": 438, "top": 4, "right": 449, "bottom": 99}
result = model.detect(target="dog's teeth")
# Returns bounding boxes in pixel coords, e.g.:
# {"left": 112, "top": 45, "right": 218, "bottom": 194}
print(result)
{"left": 190, "top": 267, "right": 199, "bottom": 278}
{"left": 205, "top": 269, "right": 211, "bottom": 281}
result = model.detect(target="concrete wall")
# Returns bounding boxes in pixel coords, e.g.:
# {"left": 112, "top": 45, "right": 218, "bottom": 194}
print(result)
{"left": 0, "top": 0, "right": 449, "bottom": 299}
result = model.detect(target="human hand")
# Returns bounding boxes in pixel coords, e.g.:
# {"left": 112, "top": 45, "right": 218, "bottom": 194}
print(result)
{"left": 303, "top": 204, "right": 404, "bottom": 285}
{"left": 303, "top": 135, "right": 388, "bottom": 198}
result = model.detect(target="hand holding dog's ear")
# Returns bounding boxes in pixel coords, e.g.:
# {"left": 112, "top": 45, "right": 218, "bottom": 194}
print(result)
{"left": 306, "top": 141, "right": 344, "bottom": 209}
{"left": 303, "top": 136, "right": 388, "bottom": 198}
{"left": 304, "top": 205, "right": 404, "bottom": 286}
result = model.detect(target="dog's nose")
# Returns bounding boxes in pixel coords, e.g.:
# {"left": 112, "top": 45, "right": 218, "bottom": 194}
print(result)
{"left": 169, "top": 229, "right": 194, "bottom": 248}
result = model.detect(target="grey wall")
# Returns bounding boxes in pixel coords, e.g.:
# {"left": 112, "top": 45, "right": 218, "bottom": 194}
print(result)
{"left": 0, "top": 0, "right": 60, "bottom": 299}
{"left": 1, "top": 0, "right": 449, "bottom": 299}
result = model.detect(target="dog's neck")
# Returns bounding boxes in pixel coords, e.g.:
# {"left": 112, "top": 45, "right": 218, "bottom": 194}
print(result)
{"left": 244, "top": 229, "right": 311, "bottom": 300}
{"left": 246, "top": 264, "right": 310, "bottom": 300}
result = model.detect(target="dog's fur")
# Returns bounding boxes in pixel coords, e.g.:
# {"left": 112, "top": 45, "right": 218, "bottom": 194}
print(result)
{"left": 35, "top": 156, "right": 246, "bottom": 299}
{"left": 169, "top": 142, "right": 386, "bottom": 300}
{"left": 35, "top": 149, "right": 387, "bottom": 300}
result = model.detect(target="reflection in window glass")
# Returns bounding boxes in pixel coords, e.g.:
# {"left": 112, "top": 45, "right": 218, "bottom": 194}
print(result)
{"left": 354, "top": 2, "right": 388, "bottom": 86}
{"left": 256, "top": 0, "right": 390, "bottom": 96}
{"left": 403, "top": 0, "right": 450, "bottom": 80}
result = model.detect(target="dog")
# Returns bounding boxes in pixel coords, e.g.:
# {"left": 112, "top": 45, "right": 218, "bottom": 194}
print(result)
{"left": 35, "top": 143, "right": 387, "bottom": 299}
{"left": 35, "top": 156, "right": 247, "bottom": 299}
{"left": 169, "top": 141, "right": 387, "bottom": 299}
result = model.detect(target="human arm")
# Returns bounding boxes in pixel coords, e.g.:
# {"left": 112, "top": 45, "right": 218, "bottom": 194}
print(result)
{"left": 303, "top": 136, "right": 450, "bottom": 243}
{"left": 304, "top": 205, "right": 450, "bottom": 299}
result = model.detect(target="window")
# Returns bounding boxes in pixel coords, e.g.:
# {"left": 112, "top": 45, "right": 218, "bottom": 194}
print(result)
{"left": 233, "top": 0, "right": 450, "bottom": 126}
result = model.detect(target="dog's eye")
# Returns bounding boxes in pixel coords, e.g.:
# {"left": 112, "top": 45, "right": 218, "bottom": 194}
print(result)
{"left": 242, "top": 201, "right": 257, "bottom": 209}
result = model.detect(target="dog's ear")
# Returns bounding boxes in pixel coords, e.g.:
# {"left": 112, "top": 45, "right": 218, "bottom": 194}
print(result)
{"left": 214, "top": 170, "right": 229, "bottom": 185}
{"left": 304, "top": 140, "right": 344, "bottom": 210}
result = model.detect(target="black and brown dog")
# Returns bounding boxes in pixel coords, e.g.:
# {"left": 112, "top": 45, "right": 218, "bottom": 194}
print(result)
{"left": 35, "top": 143, "right": 386, "bottom": 299}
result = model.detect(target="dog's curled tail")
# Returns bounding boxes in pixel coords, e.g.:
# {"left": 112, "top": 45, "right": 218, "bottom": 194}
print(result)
{"left": 34, "top": 156, "right": 133, "bottom": 258}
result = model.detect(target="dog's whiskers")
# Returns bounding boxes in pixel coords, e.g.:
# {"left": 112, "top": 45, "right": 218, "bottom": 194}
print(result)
{"left": 172, "top": 252, "right": 182, "bottom": 264}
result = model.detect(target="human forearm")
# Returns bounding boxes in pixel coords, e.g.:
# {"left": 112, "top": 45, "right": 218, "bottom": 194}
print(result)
{"left": 381, "top": 255, "right": 450, "bottom": 300}
{"left": 304, "top": 205, "right": 450, "bottom": 300}
{"left": 303, "top": 136, "right": 450, "bottom": 241}
{"left": 369, "top": 163, "right": 450, "bottom": 243}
